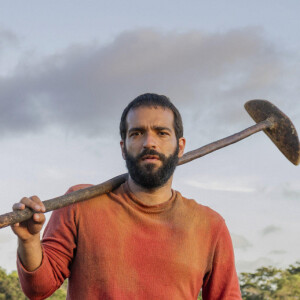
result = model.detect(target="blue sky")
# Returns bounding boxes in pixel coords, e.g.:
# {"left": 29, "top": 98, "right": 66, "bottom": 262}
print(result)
{"left": 0, "top": 1, "right": 299, "bottom": 273}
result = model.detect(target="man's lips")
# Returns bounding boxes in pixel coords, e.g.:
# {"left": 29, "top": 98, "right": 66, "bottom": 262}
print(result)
{"left": 141, "top": 155, "right": 160, "bottom": 162}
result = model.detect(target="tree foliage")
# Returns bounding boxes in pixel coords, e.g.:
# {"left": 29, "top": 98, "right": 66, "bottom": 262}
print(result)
{"left": 1, "top": 263, "right": 300, "bottom": 299}
{"left": 240, "top": 262, "right": 300, "bottom": 299}
{"left": 0, "top": 267, "right": 67, "bottom": 299}
{"left": 0, "top": 267, "right": 26, "bottom": 300}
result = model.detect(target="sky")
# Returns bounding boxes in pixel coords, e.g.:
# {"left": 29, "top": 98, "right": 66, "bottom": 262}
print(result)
{"left": 0, "top": 0, "right": 299, "bottom": 275}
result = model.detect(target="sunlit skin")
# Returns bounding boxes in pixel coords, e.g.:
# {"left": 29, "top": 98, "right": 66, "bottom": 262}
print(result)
{"left": 11, "top": 196, "right": 45, "bottom": 271}
{"left": 120, "top": 106, "right": 186, "bottom": 206}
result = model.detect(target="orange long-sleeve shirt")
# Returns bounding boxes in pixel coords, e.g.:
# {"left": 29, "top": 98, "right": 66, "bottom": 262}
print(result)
{"left": 17, "top": 182, "right": 241, "bottom": 299}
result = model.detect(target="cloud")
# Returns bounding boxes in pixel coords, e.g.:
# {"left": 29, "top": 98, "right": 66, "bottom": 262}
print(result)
{"left": 236, "top": 257, "right": 274, "bottom": 273}
{"left": 0, "top": 27, "right": 289, "bottom": 138}
{"left": 269, "top": 250, "right": 287, "bottom": 255}
{"left": 231, "top": 233, "right": 252, "bottom": 250}
{"left": 281, "top": 183, "right": 300, "bottom": 200}
{"left": 0, "top": 28, "right": 19, "bottom": 50}
{"left": 184, "top": 179, "right": 256, "bottom": 193}
{"left": 261, "top": 225, "right": 281, "bottom": 236}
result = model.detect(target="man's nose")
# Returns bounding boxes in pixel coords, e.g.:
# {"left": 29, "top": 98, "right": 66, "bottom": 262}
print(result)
{"left": 143, "top": 132, "right": 157, "bottom": 149}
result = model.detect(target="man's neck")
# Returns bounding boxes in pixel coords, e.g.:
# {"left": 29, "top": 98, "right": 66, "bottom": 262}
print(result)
{"left": 127, "top": 176, "right": 173, "bottom": 206}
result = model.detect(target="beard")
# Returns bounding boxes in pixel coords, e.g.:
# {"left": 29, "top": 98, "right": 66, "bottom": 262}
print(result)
{"left": 124, "top": 145, "right": 179, "bottom": 189}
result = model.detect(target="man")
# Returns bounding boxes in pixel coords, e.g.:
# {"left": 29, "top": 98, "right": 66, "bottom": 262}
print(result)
{"left": 12, "top": 93, "right": 242, "bottom": 299}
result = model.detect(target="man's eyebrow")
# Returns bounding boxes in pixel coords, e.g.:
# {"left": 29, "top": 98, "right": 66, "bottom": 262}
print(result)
{"left": 128, "top": 127, "right": 145, "bottom": 133}
{"left": 154, "top": 126, "right": 172, "bottom": 132}
{"left": 128, "top": 126, "right": 172, "bottom": 133}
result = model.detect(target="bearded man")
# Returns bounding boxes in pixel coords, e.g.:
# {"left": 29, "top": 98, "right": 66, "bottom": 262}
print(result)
{"left": 12, "top": 93, "right": 242, "bottom": 299}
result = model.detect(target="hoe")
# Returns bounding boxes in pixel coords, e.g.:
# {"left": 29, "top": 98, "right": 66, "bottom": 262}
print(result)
{"left": 0, "top": 99, "right": 299, "bottom": 229}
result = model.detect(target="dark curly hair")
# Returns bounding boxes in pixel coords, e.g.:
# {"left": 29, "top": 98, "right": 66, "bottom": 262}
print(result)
{"left": 119, "top": 93, "right": 183, "bottom": 141}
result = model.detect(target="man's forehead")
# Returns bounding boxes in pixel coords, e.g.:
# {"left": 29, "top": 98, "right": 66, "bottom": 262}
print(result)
{"left": 126, "top": 106, "right": 174, "bottom": 129}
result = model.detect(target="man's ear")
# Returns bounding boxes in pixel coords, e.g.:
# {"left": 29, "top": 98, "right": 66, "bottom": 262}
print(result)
{"left": 120, "top": 140, "right": 126, "bottom": 160}
{"left": 178, "top": 137, "right": 186, "bottom": 158}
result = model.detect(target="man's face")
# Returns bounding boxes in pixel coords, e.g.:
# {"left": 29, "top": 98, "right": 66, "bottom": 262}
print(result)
{"left": 120, "top": 106, "right": 185, "bottom": 189}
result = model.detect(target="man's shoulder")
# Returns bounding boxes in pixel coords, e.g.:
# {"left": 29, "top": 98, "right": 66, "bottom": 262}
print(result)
{"left": 63, "top": 183, "right": 123, "bottom": 210}
{"left": 64, "top": 183, "right": 115, "bottom": 209}
{"left": 65, "top": 184, "right": 94, "bottom": 194}
{"left": 176, "top": 191, "right": 225, "bottom": 224}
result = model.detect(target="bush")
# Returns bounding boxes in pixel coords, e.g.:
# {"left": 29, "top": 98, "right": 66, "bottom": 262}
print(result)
{"left": 0, "top": 267, "right": 67, "bottom": 299}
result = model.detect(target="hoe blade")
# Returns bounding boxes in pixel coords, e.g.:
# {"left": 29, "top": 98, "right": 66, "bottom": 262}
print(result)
{"left": 245, "top": 99, "right": 300, "bottom": 165}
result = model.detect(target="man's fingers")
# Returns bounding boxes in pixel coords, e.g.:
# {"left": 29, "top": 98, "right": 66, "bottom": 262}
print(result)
{"left": 32, "top": 213, "right": 46, "bottom": 223}
{"left": 11, "top": 196, "right": 46, "bottom": 240}
{"left": 30, "top": 196, "right": 46, "bottom": 212}
{"left": 20, "top": 197, "right": 35, "bottom": 209}
{"left": 12, "top": 196, "right": 45, "bottom": 212}
{"left": 12, "top": 202, "right": 25, "bottom": 211}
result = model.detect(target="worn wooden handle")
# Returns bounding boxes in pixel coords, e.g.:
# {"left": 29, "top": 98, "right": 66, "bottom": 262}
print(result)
{"left": 0, "top": 119, "right": 278, "bottom": 229}
{"left": 0, "top": 174, "right": 128, "bottom": 228}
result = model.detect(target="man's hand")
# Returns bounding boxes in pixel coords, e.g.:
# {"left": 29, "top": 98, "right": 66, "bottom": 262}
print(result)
{"left": 11, "top": 196, "right": 46, "bottom": 271}
{"left": 11, "top": 196, "right": 46, "bottom": 241}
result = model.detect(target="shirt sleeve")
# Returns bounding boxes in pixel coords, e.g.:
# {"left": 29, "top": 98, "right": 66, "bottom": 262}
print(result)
{"left": 202, "top": 221, "right": 242, "bottom": 300}
{"left": 16, "top": 185, "right": 92, "bottom": 300}
{"left": 17, "top": 204, "right": 77, "bottom": 299}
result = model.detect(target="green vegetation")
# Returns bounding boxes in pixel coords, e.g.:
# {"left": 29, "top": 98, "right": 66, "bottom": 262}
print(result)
{"left": 0, "top": 267, "right": 67, "bottom": 299}
{"left": 240, "top": 262, "right": 300, "bottom": 299}
{"left": 198, "top": 262, "right": 300, "bottom": 300}
{"left": 1, "top": 263, "right": 300, "bottom": 299}
{"left": 0, "top": 267, "right": 26, "bottom": 300}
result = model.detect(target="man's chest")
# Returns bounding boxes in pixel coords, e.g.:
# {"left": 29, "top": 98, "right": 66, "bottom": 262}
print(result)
{"left": 70, "top": 206, "right": 212, "bottom": 298}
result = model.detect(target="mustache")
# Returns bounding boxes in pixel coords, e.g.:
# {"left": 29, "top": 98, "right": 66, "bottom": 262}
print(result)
{"left": 136, "top": 149, "right": 166, "bottom": 161}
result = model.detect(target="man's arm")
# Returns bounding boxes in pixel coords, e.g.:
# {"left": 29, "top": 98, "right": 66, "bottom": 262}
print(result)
{"left": 11, "top": 189, "right": 82, "bottom": 299}
{"left": 11, "top": 196, "right": 46, "bottom": 271}
{"left": 202, "top": 221, "right": 242, "bottom": 299}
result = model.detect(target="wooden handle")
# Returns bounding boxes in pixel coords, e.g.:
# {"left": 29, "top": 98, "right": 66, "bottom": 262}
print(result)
{"left": 0, "top": 120, "right": 272, "bottom": 229}
{"left": 0, "top": 174, "right": 127, "bottom": 228}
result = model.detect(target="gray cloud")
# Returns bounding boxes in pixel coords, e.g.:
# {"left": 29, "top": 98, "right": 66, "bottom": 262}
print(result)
{"left": 261, "top": 225, "right": 281, "bottom": 236}
{"left": 253, "top": 182, "right": 300, "bottom": 198}
{"left": 0, "top": 28, "right": 19, "bottom": 50}
{"left": 269, "top": 250, "right": 287, "bottom": 255}
{"left": 0, "top": 27, "right": 291, "bottom": 138}
{"left": 236, "top": 257, "right": 274, "bottom": 273}
{"left": 282, "top": 184, "right": 300, "bottom": 200}
{"left": 231, "top": 233, "right": 252, "bottom": 250}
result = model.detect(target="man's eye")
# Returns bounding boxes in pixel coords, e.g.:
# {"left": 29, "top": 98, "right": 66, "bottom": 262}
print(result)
{"left": 158, "top": 131, "right": 168, "bottom": 136}
{"left": 130, "top": 132, "right": 141, "bottom": 137}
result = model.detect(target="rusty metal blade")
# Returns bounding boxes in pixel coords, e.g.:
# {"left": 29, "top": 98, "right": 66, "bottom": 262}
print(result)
{"left": 245, "top": 99, "right": 300, "bottom": 165}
